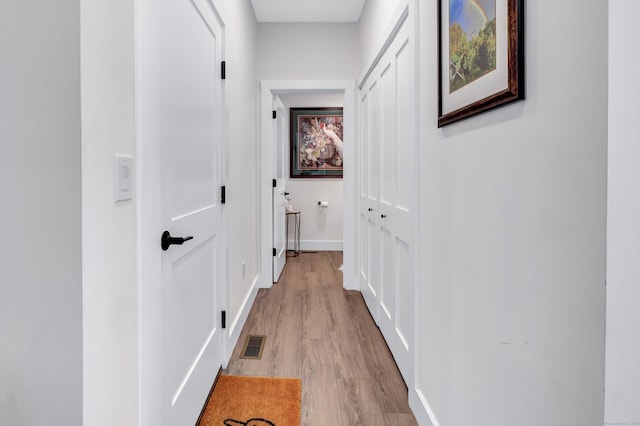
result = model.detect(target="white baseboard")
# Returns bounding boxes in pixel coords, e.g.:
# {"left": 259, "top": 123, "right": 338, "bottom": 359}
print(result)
{"left": 410, "top": 388, "right": 440, "bottom": 426}
{"left": 223, "top": 273, "right": 259, "bottom": 368}
{"left": 295, "top": 240, "right": 343, "bottom": 251}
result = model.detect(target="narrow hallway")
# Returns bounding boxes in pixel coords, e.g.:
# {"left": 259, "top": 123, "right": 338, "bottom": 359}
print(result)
{"left": 224, "top": 252, "right": 417, "bottom": 425}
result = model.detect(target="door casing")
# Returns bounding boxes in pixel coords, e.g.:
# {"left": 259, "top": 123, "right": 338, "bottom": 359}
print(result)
{"left": 259, "top": 80, "right": 357, "bottom": 290}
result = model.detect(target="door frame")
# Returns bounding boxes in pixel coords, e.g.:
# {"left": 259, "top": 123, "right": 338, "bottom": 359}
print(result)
{"left": 259, "top": 80, "right": 357, "bottom": 290}
{"left": 136, "top": 1, "right": 228, "bottom": 424}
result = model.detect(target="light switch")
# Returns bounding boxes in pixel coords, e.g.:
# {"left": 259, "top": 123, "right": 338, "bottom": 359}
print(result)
{"left": 115, "top": 154, "right": 133, "bottom": 202}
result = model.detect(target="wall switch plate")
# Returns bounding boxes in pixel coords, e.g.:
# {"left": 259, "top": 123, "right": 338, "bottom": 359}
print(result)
{"left": 115, "top": 154, "right": 133, "bottom": 202}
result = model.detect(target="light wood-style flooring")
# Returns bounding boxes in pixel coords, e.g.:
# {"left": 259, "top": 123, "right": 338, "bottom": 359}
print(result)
{"left": 223, "top": 251, "right": 418, "bottom": 425}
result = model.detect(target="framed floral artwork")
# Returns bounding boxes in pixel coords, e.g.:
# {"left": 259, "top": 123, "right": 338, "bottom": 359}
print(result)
{"left": 290, "top": 108, "right": 344, "bottom": 178}
{"left": 438, "top": 0, "right": 525, "bottom": 126}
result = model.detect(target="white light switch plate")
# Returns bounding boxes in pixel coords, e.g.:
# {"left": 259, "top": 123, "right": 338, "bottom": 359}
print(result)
{"left": 115, "top": 154, "right": 133, "bottom": 202}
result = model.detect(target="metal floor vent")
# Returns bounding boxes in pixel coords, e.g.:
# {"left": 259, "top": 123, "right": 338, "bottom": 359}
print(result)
{"left": 240, "top": 335, "right": 266, "bottom": 360}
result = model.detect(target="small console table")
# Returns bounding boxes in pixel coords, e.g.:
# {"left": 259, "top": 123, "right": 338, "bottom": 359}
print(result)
{"left": 285, "top": 211, "right": 300, "bottom": 256}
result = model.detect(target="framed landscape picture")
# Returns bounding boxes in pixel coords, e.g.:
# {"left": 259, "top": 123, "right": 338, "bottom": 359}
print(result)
{"left": 290, "top": 108, "right": 344, "bottom": 178}
{"left": 438, "top": 0, "right": 524, "bottom": 127}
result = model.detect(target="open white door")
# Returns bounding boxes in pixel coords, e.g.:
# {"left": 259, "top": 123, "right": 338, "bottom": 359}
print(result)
{"left": 273, "top": 97, "right": 287, "bottom": 282}
{"left": 138, "top": 0, "right": 225, "bottom": 424}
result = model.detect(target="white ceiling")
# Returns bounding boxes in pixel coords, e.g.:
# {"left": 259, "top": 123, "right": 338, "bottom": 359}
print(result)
{"left": 251, "top": 0, "right": 366, "bottom": 22}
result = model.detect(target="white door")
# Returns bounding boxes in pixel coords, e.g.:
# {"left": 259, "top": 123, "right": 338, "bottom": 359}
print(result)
{"left": 139, "top": 0, "right": 225, "bottom": 424}
{"left": 359, "top": 18, "right": 415, "bottom": 383}
{"left": 273, "top": 97, "right": 287, "bottom": 282}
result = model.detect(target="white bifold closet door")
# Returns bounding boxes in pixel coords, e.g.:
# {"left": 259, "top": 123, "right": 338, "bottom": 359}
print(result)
{"left": 359, "top": 17, "right": 416, "bottom": 384}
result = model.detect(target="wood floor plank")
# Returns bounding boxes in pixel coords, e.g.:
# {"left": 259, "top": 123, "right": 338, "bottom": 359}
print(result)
{"left": 277, "top": 262, "right": 305, "bottom": 318}
{"left": 300, "top": 338, "right": 342, "bottom": 426}
{"left": 385, "top": 413, "right": 420, "bottom": 426}
{"left": 266, "top": 313, "right": 303, "bottom": 378}
{"left": 325, "top": 286, "right": 372, "bottom": 379}
{"left": 225, "top": 289, "right": 281, "bottom": 376}
{"left": 346, "top": 291, "right": 414, "bottom": 414}
{"left": 302, "top": 271, "right": 330, "bottom": 339}
{"left": 337, "top": 378, "right": 387, "bottom": 426}
{"left": 221, "top": 252, "right": 417, "bottom": 424}
{"left": 292, "top": 251, "right": 316, "bottom": 275}
{"left": 316, "top": 251, "right": 343, "bottom": 287}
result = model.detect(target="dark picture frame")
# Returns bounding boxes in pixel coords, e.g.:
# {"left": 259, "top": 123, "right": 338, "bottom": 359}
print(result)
{"left": 438, "top": 0, "right": 524, "bottom": 127}
{"left": 290, "top": 108, "right": 344, "bottom": 178}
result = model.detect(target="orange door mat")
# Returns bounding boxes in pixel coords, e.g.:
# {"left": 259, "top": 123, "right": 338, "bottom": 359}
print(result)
{"left": 199, "top": 375, "right": 301, "bottom": 426}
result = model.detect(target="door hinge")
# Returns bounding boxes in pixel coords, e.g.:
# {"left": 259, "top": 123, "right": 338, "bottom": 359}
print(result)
{"left": 272, "top": 110, "right": 277, "bottom": 119}
{"left": 272, "top": 179, "right": 276, "bottom": 188}
{"left": 220, "top": 185, "right": 226, "bottom": 204}
{"left": 221, "top": 61, "right": 226, "bottom": 80}
{"left": 221, "top": 311, "right": 226, "bottom": 329}
{"left": 273, "top": 248, "right": 276, "bottom": 256}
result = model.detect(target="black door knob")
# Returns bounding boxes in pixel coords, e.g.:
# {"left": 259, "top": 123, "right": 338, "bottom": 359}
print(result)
{"left": 161, "top": 231, "right": 194, "bottom": 251}
{"left": 381, "top": 214, "right": 387, "bottom": 219}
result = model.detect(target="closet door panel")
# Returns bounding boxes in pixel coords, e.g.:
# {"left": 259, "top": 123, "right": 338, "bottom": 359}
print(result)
{"left": 380, "top": 61, "right": 397, "bottom": 208}
{"left": 359, "top": 84, "right": 379, "bottom": 319}
{"left": 396, "top": 37, "right": 413, "bottom": 213}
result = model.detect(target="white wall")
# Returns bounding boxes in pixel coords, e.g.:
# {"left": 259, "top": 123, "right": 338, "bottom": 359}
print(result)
{"left": 605, "top": 1, "right": 640, "bottom": 425}
{"left": 416, "top": 0, "right": 608, "bottom": 425}
{"left": 0, "top": 1, "right": 83, "bottom": 425}
{"left": 219, "top": 0, "right": 261, "bottom": 345}
{"left": 80, "top": 0, "right": 139, "bottom": 425}
{"left": 256, "top": 22, "right": 358, "bottom": 253}
{"left": 358, "top": 0, "right": 404, "bottom": 71}
{"left": 279, "top": 93, "right": 344, "bottom": 250}
{"left": 257, "top": 23, "right": 360, "bottom": 80}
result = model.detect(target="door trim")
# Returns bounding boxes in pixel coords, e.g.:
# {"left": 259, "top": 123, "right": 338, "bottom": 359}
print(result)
{"left": 259, "top": 80, "right": 357, "bottom": 290}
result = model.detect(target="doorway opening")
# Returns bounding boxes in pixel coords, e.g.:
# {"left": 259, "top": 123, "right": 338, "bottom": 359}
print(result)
{"left": 259, "top": 80, "right": 357, "bottom": 290}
